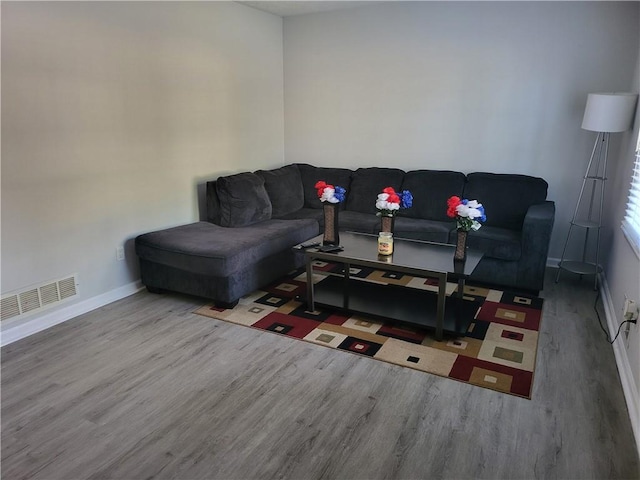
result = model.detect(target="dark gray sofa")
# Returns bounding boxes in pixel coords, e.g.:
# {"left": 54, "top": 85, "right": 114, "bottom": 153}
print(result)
{"left": 135, "top": 163, "right": 555, "bottom": 307}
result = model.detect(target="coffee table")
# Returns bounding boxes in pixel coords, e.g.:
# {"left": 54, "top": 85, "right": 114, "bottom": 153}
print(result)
{"left": 304, "top": 231, "right": 484, "bottom": 341}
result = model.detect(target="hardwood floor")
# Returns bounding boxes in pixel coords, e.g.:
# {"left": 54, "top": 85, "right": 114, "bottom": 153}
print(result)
{"left": 2, "top": 269, "right": 639, "bottom": 479}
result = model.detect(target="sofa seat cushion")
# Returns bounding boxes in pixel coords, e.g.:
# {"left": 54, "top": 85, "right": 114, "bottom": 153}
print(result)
{"left": 135, "top": 220, "right": 318, "bottom": 277}
{"left": 393, "top": 217, "right": 455, "bottom": 243}
{"left": 450, "top": 226, "right": 522, "bottom": 261}
{"left": 216, "top": 172, "right": 272, "bottom": 227}
{"left": 255, "top": 165, "right": 304, "bottom": 217}
{"left": 399, "top": 170, "right": 467, "bottom": 221}
{"left": 296, "top": 163, "right": 354, "bottom": 209}
{"left": 345, "top": 167, "right": 406, "bottom": 214}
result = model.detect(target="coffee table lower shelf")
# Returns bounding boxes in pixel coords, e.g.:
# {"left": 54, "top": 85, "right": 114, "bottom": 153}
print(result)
{"left": 312, "top": 276, "right": 481, "bottom": 338}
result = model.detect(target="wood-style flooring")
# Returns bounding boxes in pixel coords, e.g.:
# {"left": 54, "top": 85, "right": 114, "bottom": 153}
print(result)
{"left": 2, "top": 269, "right": 639, "bottom": 479}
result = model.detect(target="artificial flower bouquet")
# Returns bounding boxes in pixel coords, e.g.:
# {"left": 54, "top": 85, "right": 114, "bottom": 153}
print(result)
{"left": 376, "top": 187, "right": 413, "bottom": 217}
{"left": 446, "top": 196, "right": 486, "bottom": 231}
{"left": 315, "top": 181, "right": 346, "bottom": 203}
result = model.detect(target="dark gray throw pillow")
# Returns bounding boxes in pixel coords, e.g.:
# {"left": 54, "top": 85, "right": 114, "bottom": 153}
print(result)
{"left": 255, "top": 165, "right": 304, "bottom": 217}
{"left": 216, "top": 172, "right": 272, "bottom": 227}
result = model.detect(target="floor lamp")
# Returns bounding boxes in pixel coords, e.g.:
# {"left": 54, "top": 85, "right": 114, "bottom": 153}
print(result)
{"left": 556, "top": 92, "right": 638, "bottom": 290}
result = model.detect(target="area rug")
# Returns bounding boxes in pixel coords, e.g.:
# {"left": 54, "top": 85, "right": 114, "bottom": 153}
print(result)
{"left": 195, "top": 262, "right": 543, "bottom": 399}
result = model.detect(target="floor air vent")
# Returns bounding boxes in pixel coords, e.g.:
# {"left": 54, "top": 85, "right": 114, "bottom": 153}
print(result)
{"left": 1, "top": 275, "right": 79, "bottom": 322}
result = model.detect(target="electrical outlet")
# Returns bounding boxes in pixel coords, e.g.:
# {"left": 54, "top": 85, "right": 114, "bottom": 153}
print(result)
{"left": 623, "top": 296, "right": 639, "bottom": 322}
{"left": 116, "top": 246, "right": 125, "bottom": 261}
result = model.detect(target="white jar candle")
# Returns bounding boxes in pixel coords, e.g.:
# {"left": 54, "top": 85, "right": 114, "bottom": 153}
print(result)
{"left": 378, "top": 232, "right": 393, "bottom": 255}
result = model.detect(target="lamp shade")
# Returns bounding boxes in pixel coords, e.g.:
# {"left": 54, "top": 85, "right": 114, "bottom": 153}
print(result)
{"left": 581, "top": 92, "right": 638, "bottom": 133}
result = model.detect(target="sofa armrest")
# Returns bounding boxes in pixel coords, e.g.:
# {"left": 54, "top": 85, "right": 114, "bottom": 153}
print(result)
{"left": 517, "top": 201, "right": 555, "bottom": 291}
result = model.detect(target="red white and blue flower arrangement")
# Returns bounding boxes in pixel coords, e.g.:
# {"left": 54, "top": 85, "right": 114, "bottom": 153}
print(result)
{"left": 315, "top": 181, "right": 346, "bottom": 245}
{"left": 376, "top": 187, "right": 413, "bottom": 217}
{"left": 315, "top": 181, "right": 346, "bottom": 203}
{"left": 446, "top": 196, "right": 486, "bottom": 231}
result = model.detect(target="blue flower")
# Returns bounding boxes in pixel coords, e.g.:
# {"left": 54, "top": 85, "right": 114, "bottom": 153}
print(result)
{"left": 478, "top": 205, "right": 486, "bottom": 222}
{"left": 400, "top": 190, "right": 413, "bottom": 209}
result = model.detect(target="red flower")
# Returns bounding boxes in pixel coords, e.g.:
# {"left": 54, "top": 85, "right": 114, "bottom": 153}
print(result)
{"left": 387, "top": 193, "right": 400, "bottom": 204}
{"left": 446, "top": 196, "right": 462, "bottom": 218}
{"left": 315, "top": 181, "right": 334, "bottom": 198}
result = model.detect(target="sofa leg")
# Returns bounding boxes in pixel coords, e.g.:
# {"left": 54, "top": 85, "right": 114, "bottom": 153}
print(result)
{"left": 146, "top": 286, "right": 165, "bottom": 294}
{"left": 215, "top": 299, "right": 239, "bottom": 309}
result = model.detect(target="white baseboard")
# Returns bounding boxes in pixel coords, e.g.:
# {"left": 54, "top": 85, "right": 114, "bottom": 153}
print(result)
{"left": 599, "top": 274, "right": 640, "bottom": 458}
{"left": 547, "top": 256, "right": 561, "bottom": 268}
{"left": 1, "top": 281, "right": 144, "bottom": 347}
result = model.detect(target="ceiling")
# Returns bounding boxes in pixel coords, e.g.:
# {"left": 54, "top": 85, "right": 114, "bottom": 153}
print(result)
{"left": 237, "top": 1, "right": 385, "bottom": 17}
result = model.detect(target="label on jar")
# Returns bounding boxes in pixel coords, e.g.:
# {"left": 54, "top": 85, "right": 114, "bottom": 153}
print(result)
{"left": 378, "top": 233, "right": 393, "bottom": 255}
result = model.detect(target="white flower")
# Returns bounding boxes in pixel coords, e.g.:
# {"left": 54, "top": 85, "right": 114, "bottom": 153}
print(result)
{"left": 376, "top": 193, "right": 390, "bottom": 210}
{"left": 376, "top": 193, "right": 400, "bottom": 211}
{"left": 456, "top": 202, "right": 484, "bottom": 220}
{"left": 320, "top": 187, "right": 339, "bottom": 203}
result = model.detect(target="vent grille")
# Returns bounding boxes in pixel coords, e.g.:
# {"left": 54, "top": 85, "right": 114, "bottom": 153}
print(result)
{"left": 19, "top": 289, "right": 40, "bottom": 314}
{"left": 58, "top": 277, "right": 77, "bottom": 300}
{"left": 40, "top": 282, "right": 60, "bottom": 306}
{"left": 1, "top": 296, "right": 21, "bottom": 322}
{"left": 1, "top": 275, "right": 79, "bottom": 322}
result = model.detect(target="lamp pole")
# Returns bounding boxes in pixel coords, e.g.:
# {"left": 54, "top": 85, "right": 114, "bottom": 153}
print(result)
{"left": 556, "top": 93, "right": 637, "bottom": 289}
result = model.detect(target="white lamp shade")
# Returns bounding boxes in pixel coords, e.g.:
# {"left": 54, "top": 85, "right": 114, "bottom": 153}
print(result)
{"left": 581, "top": 93, "right": 638, "bottom": 133}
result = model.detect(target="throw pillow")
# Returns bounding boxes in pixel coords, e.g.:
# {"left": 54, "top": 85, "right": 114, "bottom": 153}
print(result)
{"left": 255, "top": 165, "right": 304, "bottom": 217}
{"left": 216, "top": 172, "right": 272, "bottom": 227}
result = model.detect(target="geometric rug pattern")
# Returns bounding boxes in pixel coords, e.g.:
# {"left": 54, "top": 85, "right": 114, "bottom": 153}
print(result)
{"left": 195, "top": 262, "right": 543, "bottom": 399}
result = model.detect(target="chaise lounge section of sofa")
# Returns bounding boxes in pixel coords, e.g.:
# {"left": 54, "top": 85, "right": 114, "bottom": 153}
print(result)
{"left": 135, "top": 163, "right": 555, "bottom": 307}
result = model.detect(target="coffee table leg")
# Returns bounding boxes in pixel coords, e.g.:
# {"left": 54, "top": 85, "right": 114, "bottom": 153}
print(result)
{"left": 306, "top": 255, "right": 315, "bottom": 312}
{"left": 343, "top": 262, "right": 350, "bottom": 310}
{"left": 435, "top": 274, "right": 446, "bottom": 341}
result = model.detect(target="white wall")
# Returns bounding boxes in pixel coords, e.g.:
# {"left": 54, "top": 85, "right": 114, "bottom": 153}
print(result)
{"left": 603, "top": 48, "right": 640, "bottom": 444}
{"left": 283, "top": 1, "right": 639, "bottom": 260}
{"left": 1, "top": 2, "right": 284, "bottom": 330}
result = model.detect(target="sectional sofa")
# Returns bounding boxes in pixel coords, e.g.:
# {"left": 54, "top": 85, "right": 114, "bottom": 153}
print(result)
{"left": 135, "top": 163, "right": 555, "bottom": 307}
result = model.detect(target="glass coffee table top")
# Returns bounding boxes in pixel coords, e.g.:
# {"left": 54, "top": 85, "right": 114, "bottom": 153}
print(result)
{"left": 307, "top": 231, "right": 483, "bottom": 277}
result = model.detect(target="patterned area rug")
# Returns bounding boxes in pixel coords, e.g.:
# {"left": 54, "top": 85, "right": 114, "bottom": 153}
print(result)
{"left": 195, "top": 263, "right": 543, "bottom": 399}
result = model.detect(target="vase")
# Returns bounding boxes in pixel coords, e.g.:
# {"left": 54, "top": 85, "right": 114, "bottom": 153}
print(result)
{"left": 380, "top": 215, "right": 394, "bottom": 234}
{"left": 323, "top": 203, "right": 340, "bottom": 245}
{"left": 454, "top": 229, "right": 467, "bottom": 261}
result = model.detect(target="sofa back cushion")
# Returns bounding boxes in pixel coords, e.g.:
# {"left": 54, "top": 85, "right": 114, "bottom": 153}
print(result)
{"left": 345, "top": 167, "right": 406, "bottom": 214}
{"left": 255, "top": 165, "right": 304, "bottom": 217}
{"left": 296, "top": 163, "right": 353, "bottom": 209}
{"left": 464, "top": 173, "right": 548, "bottom": 230}
{"left": 400, "top": 170, "right": 467, "bottom": 221}
{"left": 215, "top": 172, "right": 272, "bottom": 227}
